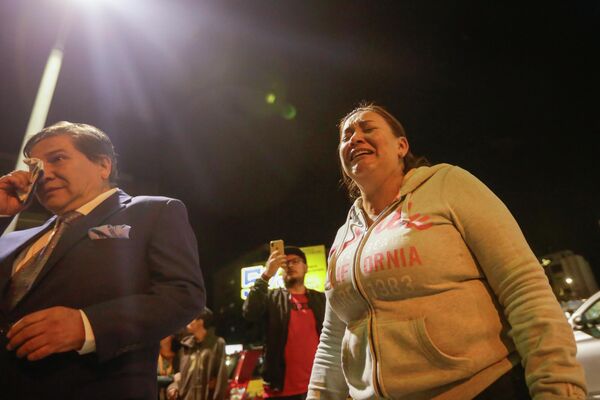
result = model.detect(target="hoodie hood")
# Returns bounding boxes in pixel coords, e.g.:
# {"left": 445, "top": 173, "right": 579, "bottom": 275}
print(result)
{"left": 351, "top": 163, "right": 453, "bottom": 212}
{"left": 398, "top": 163, "right": 451, "bottom": 196}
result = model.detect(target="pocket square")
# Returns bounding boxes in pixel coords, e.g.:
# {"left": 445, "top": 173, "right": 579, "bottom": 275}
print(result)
{"left": 88, "top": 224, "right": 131, "bottom": 240}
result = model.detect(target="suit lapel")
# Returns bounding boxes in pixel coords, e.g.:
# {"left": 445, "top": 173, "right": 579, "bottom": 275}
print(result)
{"left": 0, "top": 218, "right": 55, "bottom": 294}
{"left": 30, "top": 190, "right": 132, "bottom": 293}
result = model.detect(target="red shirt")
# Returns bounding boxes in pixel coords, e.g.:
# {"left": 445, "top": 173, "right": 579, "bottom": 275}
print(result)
{"left": 264, "top": 293, "right": 319, "bottom": 397}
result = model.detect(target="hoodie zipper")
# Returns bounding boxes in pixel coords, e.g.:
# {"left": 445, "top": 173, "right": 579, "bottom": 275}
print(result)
{"left": 349, "top": 196, "right": 405, "bottom": 398}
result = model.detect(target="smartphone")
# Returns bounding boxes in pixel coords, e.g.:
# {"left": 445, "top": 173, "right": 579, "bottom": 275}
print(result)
{"left": 270, "top": 239, "right": 285, "bottom": 255}
{"left": 17, "top": 158, "right": 44, "bottom": 207}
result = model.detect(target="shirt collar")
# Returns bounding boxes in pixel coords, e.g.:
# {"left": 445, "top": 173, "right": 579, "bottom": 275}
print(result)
{"left": 75, "top": 188, "right": 119, "bottom": 216}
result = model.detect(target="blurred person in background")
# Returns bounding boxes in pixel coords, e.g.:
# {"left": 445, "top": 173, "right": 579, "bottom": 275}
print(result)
{"left": 158, "top": 335, "right": 179, "bottom": 377}
{"left": 307, "top": 103, "right": 587, "bottom": 400}
{"left": 158, "top": 334, "right": 180, "bottom": 400}
{"left": 167, "top": 308, "right": 227, "bottom": 400}
{"left": 243, "top": 245, "right": 326, "bottom": 400}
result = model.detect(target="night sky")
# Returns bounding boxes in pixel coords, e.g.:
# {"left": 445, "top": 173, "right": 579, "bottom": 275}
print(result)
{"left": 1, "top": 0, "right": 599, "bottom": 292}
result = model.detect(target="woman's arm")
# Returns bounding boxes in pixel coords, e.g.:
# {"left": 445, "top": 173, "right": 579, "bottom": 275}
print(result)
{"left": 443, "top": 166, "right": 586, "bottom": 399}
{"left": 308, "top": 300, "right": 350, "bottom": 400}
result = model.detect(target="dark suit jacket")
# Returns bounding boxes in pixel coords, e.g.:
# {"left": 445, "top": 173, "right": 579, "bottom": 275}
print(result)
{"left": 0, "top": 190, "right": 205, "bottom": 400}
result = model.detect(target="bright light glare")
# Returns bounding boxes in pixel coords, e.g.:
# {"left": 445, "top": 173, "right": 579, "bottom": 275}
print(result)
{"left": 66, "top": 0, "right": 116, "bottom": 5}
{"left": 565, "top": 277, "right": 573, "bottom": 285}
{"left": 265, "top": 93, "right": 276, "bottom": 104}
{"left": 281, "top": 104, "right": 297, "bottom": 120}
{"left": 64, "top": 0, "right": 130, "bottom": 15}
{"left": 541, "top": 258, "right": 552, "bottom": 267}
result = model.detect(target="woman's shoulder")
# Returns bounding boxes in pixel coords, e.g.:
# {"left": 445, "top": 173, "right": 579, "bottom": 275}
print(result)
{"left": 426, "top": 163, "right": 481, "bottom": 184}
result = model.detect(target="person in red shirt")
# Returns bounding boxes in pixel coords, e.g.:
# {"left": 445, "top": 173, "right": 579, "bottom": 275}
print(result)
{"left": 243, "top": 246, "right": 326, "bottom": 400}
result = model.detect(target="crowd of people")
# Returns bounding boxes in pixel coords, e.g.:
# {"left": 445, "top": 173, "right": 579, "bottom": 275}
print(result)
{"left": 0, "top": 104, "right": 589, "bottom": 400}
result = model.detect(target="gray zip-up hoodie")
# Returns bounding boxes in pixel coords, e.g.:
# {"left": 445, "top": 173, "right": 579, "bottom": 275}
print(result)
{"left": 308, "top": 164, "right": 586, "bottom": 400}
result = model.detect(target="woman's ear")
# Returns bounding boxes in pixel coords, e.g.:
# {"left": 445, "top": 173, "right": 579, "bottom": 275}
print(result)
{"left": 397, "top": 136, "right": 409, "bottom": 158}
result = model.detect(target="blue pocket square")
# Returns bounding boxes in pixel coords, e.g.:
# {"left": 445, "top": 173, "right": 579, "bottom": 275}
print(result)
{"left": 88, "top": 224, "right": 131, "bottom": 240}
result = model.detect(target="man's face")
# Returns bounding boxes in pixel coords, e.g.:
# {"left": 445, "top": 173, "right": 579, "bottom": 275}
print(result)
{"left": 30, "top": 134, "right": 112, "bottom": 215}
{"left": 186, "top": 318, "right": 206, "bottom": 336}
{"left": 282, "top": 255, "right": 307, "bottom": 287}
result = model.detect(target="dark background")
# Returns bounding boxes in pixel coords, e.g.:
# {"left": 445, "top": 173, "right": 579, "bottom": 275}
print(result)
{"left": 1, "top": 0, "right": 599, "bottom": 305}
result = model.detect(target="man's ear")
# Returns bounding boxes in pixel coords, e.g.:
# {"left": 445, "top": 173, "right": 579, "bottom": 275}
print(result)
{"left": 97, "top": 156, "right": 112, "bottom": 181}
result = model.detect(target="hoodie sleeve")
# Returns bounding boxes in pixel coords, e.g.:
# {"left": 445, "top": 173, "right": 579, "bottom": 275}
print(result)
{"left": 443, "top": 166, "right": 587, "bottom": 399}
{"left": 308, "top": 224, "right": 351, "bottom": 400}
{"left": 308, "top": 300, "right": 350, "bottom": 400}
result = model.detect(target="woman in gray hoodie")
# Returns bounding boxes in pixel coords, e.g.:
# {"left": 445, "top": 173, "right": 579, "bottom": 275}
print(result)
{"left": 307, "top": 103, "right": 587, "bottom": 400}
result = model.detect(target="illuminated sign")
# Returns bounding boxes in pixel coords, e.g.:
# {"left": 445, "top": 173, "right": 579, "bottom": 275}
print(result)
{"left": 225, "top": 344, "right": 243, "bottom": 355}
{"left": 240, "top": 245, "right": 327, "bottom": 299}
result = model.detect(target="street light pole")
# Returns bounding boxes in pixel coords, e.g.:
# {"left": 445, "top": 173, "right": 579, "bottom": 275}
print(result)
{"left": 16, "top": 9, "right": 73, "bottom": 170}
{"left": 3, "top": 9, "right": 74, "bottom": 234}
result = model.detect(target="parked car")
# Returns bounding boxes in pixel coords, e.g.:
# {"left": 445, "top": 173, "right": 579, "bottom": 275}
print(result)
{"left": 569, "top": 291, "right": 600, "bottom": 399}
{"left": 226, "top": 347, "right": 265, "bottom": 400}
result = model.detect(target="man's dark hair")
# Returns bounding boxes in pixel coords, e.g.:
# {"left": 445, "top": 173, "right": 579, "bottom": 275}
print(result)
{"left": 23, "top": 121, "right": 119, "bottom": 186}
{"left": 284, "top": 246, "right": 307, "bottom": 264}
{"left": 196, "top": 307, "right": 214, "bottom": 328}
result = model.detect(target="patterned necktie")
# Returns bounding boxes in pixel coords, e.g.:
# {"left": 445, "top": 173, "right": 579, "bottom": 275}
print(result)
{"left": 5, "top": 211, "right": 83, "bottom": 310}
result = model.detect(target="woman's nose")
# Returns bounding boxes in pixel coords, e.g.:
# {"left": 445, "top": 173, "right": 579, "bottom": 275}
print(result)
{"left": 349, "top": 129, "right": 365, "bottom": 144}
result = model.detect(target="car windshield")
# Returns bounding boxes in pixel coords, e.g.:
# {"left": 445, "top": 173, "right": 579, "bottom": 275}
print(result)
{"left": 584, "top": 300, "right": 600, "bottom": 322}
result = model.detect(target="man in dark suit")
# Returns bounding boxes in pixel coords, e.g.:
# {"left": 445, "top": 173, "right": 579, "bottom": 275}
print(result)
{"left": 0, "top": 121, "right": 205, "bottom": 399}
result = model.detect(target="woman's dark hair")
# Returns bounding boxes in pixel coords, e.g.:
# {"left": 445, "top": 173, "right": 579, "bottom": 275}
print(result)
{"left": 23, "top": 121, "right": 118, "bottom": 186}
{"left": 338, "top": 102, "right": 430, "bottom": 199}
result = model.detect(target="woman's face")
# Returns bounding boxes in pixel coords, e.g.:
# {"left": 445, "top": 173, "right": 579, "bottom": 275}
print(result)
{"left": 339, "top": 111, "right": 408, "bottom": 188}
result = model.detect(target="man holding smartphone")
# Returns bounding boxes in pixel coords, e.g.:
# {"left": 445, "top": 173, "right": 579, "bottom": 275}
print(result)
{"left": 243, "top": 244, "right": 325, "bottom": 400}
